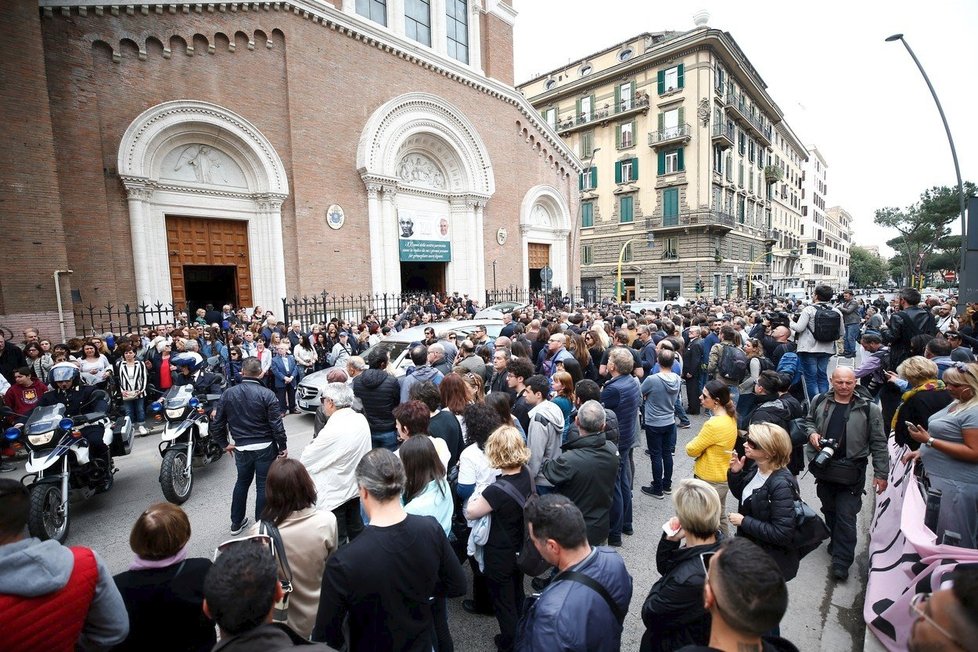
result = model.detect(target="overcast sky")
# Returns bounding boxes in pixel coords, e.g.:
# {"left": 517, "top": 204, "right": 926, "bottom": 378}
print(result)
{"left": 512, "top": 0, "right": 978, "bottom": 260}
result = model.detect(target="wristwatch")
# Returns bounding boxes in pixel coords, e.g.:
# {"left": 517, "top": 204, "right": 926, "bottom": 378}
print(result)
{"left": 925, "top": 437, "right": 935, "bottom": 448}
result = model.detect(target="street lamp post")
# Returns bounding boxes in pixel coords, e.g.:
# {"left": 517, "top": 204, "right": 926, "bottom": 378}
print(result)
{"left": 572, "top": 146, "right": 600, "bottom": 297}
{"left": 885, "top": 34, "right": 968, "bottom": 297}
{"left": 615, "top": 238, "right": 637, "bottom": 302}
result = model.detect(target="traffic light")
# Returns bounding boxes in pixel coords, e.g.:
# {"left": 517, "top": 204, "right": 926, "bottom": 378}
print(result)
{"left": 695, "top": 280, "right": 703, "bottom": 293}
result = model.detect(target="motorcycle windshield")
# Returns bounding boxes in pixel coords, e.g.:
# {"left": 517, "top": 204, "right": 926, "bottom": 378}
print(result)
{"left": 25, "top": 404, "right": 66, "bottom": 436}
{"left": 164, "top": 385, "right": 194, "bottom": 409}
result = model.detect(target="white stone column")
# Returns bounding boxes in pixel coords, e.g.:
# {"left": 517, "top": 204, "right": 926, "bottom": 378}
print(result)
{"left": 389, "top": 0, "right": 406, "bottom": 35}
{"left": 468, "top": 0, "right": 483, "bottom": 73}
{"left": 123, "top": 178, "right": 158, "bottom": 305}
{"left": 257, "top": 194, "right": 288, "bottom": 308}
{"left": 471, "top": 198, "right": 487, "bottom": 299}
{"left": 431, "top": 0, "right": 447, "bottom": 57}
{"left": 552, "top": 228, "right": 570, "bottom": 292}
{"left": 365, "top": 182, "right": 386, "bottom": 296}
{"left": 380, "top": 184, "right": 401, "bottom": 294}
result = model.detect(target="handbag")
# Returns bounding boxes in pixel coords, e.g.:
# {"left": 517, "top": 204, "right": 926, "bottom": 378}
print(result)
{"left": 808, "top": 457, "right": 865, "bottom": 486}
{"left": 258, "top": 521, "right": 294, "bottom": 623}
{"left": 791, "top": 489, "right": 830, "bottom": 559}
{"left": 121, "top": 389, "right": 140, "bottom": 401}
{"left": 493, "top": 476, "right": 552, "bottom": 577}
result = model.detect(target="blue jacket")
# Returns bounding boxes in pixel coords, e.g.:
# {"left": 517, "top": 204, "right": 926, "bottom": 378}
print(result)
{"left": 516, "top": 547, "right": 632, "bottom": 652}
{"left": 600, "top": 374, "right": 641, "bottom": 450}
{"left": 270, "top": 355, "right": 299, "bottom": 389}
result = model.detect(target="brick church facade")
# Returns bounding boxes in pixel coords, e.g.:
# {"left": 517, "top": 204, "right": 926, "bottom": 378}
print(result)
{"left": 1, "top": 0, "right": 579, "bottom": 338}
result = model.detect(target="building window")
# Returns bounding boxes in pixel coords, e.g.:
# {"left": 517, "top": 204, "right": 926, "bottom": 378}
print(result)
{"left": 713, "top": 145, "right": 723, "bottom": 174}
{"left": 619, "top": 195, "right": 634, "bottom": 223}
{"left": 658, "top": 148, "right": 684, "bottom": 175}
{"left": 581, "top": 202, "right": 594, "bottom": 228}
{"left": 579, "top": 166, "right": 597, "bottom": 191}
{"left": 618, "top": 48, "right": 633, "bottom": 62}
{"left": 738, "top": 130, "right": 745, "bottom": 156}
{"left": 582, "top": 245, "right": 593, "bottom": 265}
{"left": 616, "top": 157, "right": 638, "bottom": 184}
{"left": 662, "top": 187, "right": 679, "bottom": 226}
{"left": 580, "top": 131, "right": 594, "bottom": 158}
{"left": 663, "top": 237, "right": 678, "bottom": 260}
{"left": 543, "top": 108, "right": 556, "bottom": 128}
{"left": 658, "top": 107, "right": 684, "bottom": 138}
{"left": 580, "top": 64, "right": 592, "bottom": 77}
{"left": 619, "top": 82, "right": 633, "bottom": 111}
{"left": 738, "top": 162, "right": 744, "bottom": 188}
{"left": 617, "top": 121, "right": 634, "bottom": 149}
{"left": 578, "top": 96, "right": 593, "bottom": 122}
{"left": 446, "top": 0, "right": 468, "bottom": 63}
{"left": 356, "top": 0, "right": 387, "bottom": 25}
{"left": 623, "top": 241, "right": 633, "bottom": 262}
{"left": 748, "top": 139, "right": 755, "bottom": 164}
{"left": 737, "top": 196, "right": 745, "bottom": 223}
{"left": 544, "top": 79, "right": 556, "bottom": 91}
{"left": 714, "top": 65, "right": 725, "bottom": 92}
{"left": 405, "top": 0, "right": 431, "bottom": 45}
{"left": 658, "top": 64, "right": 684, "bottom": 94}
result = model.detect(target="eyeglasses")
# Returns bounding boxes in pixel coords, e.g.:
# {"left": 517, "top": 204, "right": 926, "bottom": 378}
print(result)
{"left": 908, "top": 593, "right": 964, "bottom": 648}
{"left": 744, "top": 436, "right": 763, "bottom": 451}
{"left": 951, "top": 362, "right": 978, "bottom": 381}
{"left": 213, "top": 533, "right": 273, "bottom": 561}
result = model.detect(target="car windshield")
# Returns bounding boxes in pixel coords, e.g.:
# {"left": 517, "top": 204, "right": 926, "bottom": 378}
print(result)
{"left": 25, "top": 404, "right": 66, "bottom": 436}
{"left": 163, "top": 385, "right": 194, "bottom": 409}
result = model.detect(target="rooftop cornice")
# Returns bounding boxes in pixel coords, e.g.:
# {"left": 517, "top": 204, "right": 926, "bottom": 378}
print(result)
{"left": 39, "top": 0, "right": 581, "bottom": 173}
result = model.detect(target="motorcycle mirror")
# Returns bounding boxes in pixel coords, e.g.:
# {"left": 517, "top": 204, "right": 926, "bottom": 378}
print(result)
{"left": 151, "top": 401, "right": 163, "bottom": 412}
{"left": 4, "top": 427, "right": 19, "bottom": 441}
{"left": 58, "top": 418, "right": 74, "bottom": 431}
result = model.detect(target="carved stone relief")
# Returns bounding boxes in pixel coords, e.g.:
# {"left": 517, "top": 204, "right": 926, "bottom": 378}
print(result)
{"left": 397, "top": 153, "right": 447, "bottom": 189}
{"left": 160, "top": 144, "right": 248, "bottom": 188}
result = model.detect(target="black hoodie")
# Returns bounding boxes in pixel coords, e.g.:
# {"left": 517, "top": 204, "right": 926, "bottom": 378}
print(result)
{"left": 353, "top": 369, "right": 400, "bottom": 434}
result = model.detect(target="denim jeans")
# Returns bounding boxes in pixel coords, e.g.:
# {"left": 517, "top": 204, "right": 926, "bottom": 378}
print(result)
{"left": 673, "top": 395, "right": 690, "bottom": 426}
{"left": 800, "top": 352, "right": 832, "bottom": 400}
{"left": 645, "top": 424, "right": 677, "bottom": 492}
{"left": 609, "top": 449, "right": 633, "bottom": 542}
{"left": 371, "top": 430, "right": 398, "bottom": 451}
{"left": 122, "top": 397, "right": 145, "bottom": 424}
{"left": 843, "top": 323, "right": 861, "bottom": 357}
{"left": 231, "top": 444, "right": 278, "bottom": 527}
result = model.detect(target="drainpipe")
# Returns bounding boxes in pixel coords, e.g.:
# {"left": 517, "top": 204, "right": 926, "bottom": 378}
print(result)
{"left": 54, "top": 269, "right": 73, "bottom": 343}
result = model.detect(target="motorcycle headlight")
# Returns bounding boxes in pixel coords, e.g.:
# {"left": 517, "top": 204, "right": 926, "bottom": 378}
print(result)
{"left": 28, "top": 432, "right": 54, "bottom": 446}
{"left": 165, "top": 408, "right": 185, "bottom": 420}
{"left": 151, "top": 401, "right": 163, "bottom": 412}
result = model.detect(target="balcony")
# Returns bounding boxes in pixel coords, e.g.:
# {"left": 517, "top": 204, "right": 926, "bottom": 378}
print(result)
{"left": 648, "top": 123, "right": 692, "bottom": 149}
{"left": 764, "top": 165, "right": 784, "bottom": 184}
{"left": 763, "top": 229, "right": 778, "bottom": 245}
{"left": 614, "top": 93, "right": 651, "bottom": 118}
{"left": 724, "top": 92, "right": 773, "bottom": 146}
{"left": 712, "top": 122, "right": 735, "bottom": 149}
{"left": 648, "top": 210, "right": 735, "bottom": 234}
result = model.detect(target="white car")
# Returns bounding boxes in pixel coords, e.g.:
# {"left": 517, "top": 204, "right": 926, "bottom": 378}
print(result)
{"left": 626, "top": 297, "right": 688, "bottom": 313}
{"left": 295, "top": 319, "right": 504, "bottom": 412}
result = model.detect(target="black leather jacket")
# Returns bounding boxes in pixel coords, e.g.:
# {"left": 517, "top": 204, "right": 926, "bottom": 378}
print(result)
{"left": 885, "top": 306, "right": 937, "bottom": 369}
{"left": 211, "top": 379, "right": 286, "bottom": 451}
{"left": 727, "top": 465, "right": 800, "bottom": 581}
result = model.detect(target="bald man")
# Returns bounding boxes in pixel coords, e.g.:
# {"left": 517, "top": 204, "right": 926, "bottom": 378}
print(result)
{"left": 908, "top": 565, "right": 978, "bottom": 652}
{"left": 802, "top": 366, "right": 888, "bottom": 581}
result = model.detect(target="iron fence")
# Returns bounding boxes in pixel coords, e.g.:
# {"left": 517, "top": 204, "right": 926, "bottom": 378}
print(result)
{"left": 73, "top": 302, "right": 184, "bottom": 337}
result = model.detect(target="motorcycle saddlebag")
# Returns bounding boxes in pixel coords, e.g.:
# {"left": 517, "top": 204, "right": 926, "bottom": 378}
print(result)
{"left": 111, "top": 416, "right": 134, "bottom": 456}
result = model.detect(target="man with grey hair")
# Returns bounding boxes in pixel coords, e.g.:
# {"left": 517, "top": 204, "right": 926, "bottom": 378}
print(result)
{"left": 345, "top": 356, "right": 366, "bottom": 380}
{"left": 312, "top": 450, "right": 466, "bottom": 650}
{"left": 435, "top": 331, "right": 458, "bottom": 362}
{"left": 301, "top": 382, "right": 371, "bottom": 544}
{"left": 541, "top": 400, "right": 620, "bottom": 546}
{"left": 427, "top": 343, "right": 452, "bottom": 377}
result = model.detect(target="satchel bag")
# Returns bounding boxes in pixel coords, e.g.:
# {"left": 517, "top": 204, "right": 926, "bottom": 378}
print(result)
{"left": 258, "top": 521, "right": 294, "bottom": 623}
{"left": 808, "top": 457, "right": 865, "bottom": 486}
{"left": 791, "top": 489, "right": 830, "bottom": 559}
{"left": 494, "top": 476, "right": 552, "bottom": 577}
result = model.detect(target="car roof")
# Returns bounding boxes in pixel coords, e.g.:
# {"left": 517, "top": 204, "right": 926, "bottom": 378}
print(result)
{"left": 383, "top": 319, "right": 504, "bottom": 343}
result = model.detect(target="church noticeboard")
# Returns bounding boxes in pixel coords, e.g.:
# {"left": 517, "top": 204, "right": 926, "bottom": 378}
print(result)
{"left": 397, "top": 209, "right": 451, "bottom": 262}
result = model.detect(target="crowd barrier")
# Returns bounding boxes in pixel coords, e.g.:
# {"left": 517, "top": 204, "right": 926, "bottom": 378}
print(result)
{"left": 865, "top": 439, "right": 978, "bottom": 650}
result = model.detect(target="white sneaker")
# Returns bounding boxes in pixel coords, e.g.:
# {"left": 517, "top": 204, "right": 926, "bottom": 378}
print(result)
{"left": 138, "top": 425, "right": 148, "bottom": 435}
{"left": 231, "top": 517, "right": 251, "bottom": 535}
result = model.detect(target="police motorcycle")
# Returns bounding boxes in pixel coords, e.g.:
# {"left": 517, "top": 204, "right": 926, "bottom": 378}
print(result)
{"left": 3, "top": 363, "right": 133, "bottom": 543}
{"left": 154, "top": 352, "right": 226, "bottom": 504}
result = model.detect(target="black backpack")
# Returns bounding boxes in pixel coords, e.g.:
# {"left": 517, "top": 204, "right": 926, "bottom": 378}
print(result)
{"left": 757, "top": 356, "right": 775, "bottom": 373}
{"left": 717, "top": 344, "right": 748, "bottom": 383}
{"left": 810, "top": 305, "right": 841, "bottom": 343}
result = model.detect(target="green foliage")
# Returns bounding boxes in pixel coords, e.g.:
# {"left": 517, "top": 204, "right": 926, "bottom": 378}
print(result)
{"left": 849, "top": 246, "right": 888, "bottom": 287}
{"left": 874, "top": 183, "right": 976, "bottom": 280}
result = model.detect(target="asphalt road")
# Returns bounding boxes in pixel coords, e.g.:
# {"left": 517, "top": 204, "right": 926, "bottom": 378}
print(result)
{"left": 8, "top": 361, "right": 876, "bottom": 651}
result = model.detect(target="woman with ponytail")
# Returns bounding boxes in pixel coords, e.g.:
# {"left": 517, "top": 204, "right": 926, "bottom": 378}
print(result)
{"left": 685, "top": 380, "right": 738, "bottom": 536}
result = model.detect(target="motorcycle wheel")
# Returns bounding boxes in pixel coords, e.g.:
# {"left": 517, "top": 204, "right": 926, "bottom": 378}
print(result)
{"left": 160, "top": 448, "right": 193, "bottom": 504}
{"left": 28, "top": 484, "right": 69, "bottom": 543}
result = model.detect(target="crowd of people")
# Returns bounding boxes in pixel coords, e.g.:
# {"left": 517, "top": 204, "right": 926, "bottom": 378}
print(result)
{"left": 1, "top": 285, "right": 977, "bottom": 651}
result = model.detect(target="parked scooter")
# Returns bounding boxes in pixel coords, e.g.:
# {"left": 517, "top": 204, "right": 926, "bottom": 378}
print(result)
{"left": 2, "top": 395, "right": 133, "bottom": 543}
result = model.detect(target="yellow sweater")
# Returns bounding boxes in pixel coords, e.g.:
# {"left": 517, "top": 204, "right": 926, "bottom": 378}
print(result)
{"left": 686, "top": 414, "right": 738, "bottom": 483}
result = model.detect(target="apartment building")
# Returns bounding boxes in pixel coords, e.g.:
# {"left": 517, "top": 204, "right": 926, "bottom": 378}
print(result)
{"left": 824, "top": 207, "right": 853, "bottom": 289}
{"left": 768, "top": 123, "right": 808, "bottom": 295}
{"left": 799, "top": 148, "right": 845, "bottom": 289}
{"left": 518, "top": 21, "right": 806, "bottom": 302}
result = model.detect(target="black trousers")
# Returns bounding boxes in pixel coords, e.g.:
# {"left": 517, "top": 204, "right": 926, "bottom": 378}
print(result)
{"left": 685, "top": 375, "right": 701, "bottom": 414}
{"left": 816, "top": 476, "right": 864, "bottom": 571}
{"left": 485, "top": 562, "right": 524, "bottom": 652}
{"left": 331, "top": 496, "right": 363, "bottom": 545}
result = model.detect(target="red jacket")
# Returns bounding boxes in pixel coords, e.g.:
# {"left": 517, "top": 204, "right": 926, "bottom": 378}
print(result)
{"left": 4, "top": 379, "right": 47, "bottom": 423}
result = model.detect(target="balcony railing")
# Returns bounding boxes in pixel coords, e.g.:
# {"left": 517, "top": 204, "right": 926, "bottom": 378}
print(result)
{"left": 649, "top": 210, "right": 736, "bottom": 232}
{"left": 712, "top": 122, "right": 735, "bottom": 148}
{"left": 648, "top": 123, "right": 692, "bottom": 148}
{"left": 763, "top": 229, "right": 778, "bottom": 244}
{"left": 615, "top": 94, "right": 651, "bottom": 115}
{"left": 724, "top": 91, "right": 773, "bottom": 144}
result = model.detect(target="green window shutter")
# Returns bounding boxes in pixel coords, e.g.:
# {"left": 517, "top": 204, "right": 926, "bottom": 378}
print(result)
{"left": 620, "top": 196, "right": 633, "bottom": 223}
{"left": 677, "top": 148, "right": 685, "bottom": 171}
{"left": 615, "top": 124, "right": 621, "bottom": 149}
{"left": 615, "top": 160, "right": 622, "bottom": 184}
{"left": 677, "top": 64, "right": 685, "bottom": 88}
{"left": 589, "top": 94, "right": 595, "bottom": 118}
{"left": 579, "top": 172, "right": 584, "bottom": 191}
{"left": 657, "top": 69, "right": 665, "bottom": 95}
{"left": 657, "top": 151, "right": 666, "bottom": 175}
{"left": 632, "top": 157, "right": 639, "bottom": 178}
{"left": 630, "top": 81, "right": 636, "bottom": 99}
{"left": 677, "top": 107, "right": 685, "bottom": 127}
{"left": 614, "top": 84, "right": 621, "bottom": 110}
{"left": 582, "top": 202, "right": 593, "bottom": 227}
{"left": 657, "top": 112, "right": 664, "bottom": 132}
{"left": 576, "top": 98, "right": 581, "bottom": 117}
{"left": 590, "top": 166, "right": 597, "bottom": 187}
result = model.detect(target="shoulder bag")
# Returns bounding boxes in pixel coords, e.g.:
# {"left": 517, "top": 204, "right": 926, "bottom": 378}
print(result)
{"left": 790, "top": 485, "right": 830, "bottom": 559}
{"left": 258, "top": 520, "right": 294, "bottom": 623}
{"left": 493, "top": 476, "right": 552, "bottom": 577}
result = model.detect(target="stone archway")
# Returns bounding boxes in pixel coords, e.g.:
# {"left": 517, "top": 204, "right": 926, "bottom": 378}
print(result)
{"left": 357, "top": 92, "right": 495, "bottom": 297}
{"left": 519, "top": 185, "right": 571, "bottom": 291}
{"left": 117, "top": 100, "right": 289, "bottom": 308}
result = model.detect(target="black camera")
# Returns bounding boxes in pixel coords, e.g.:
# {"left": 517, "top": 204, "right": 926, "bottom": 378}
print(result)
{"left": 813, "top": 437, "right": 839, "bottom": 468}
{"left": 765, "top": 311, "right": 791, "bottom": 329}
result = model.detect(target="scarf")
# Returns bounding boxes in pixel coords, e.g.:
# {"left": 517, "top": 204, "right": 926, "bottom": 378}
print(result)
{"left": 891, "top": 378, "right": 945, "bottom": 431}
{"left": 128, "top": 543, "right": 189, "bottom": 571}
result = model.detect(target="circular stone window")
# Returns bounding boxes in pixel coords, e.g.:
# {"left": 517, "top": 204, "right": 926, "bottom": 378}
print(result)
{"left": 579, "top": 64, "right": 592, "bottom": 77}
{"left": 545, "top": 79, "right": 556, "bottom": 90}
{"left": 618, "top": 48, "right": 633, "bottom": 62}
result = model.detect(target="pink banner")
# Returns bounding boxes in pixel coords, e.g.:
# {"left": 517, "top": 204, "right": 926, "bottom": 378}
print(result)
{"left": 864, "top": 440, "right": 978, "bottom": 650}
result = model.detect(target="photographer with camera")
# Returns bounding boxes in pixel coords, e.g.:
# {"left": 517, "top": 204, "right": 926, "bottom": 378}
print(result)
{"left": 801, "top": 367, "right": 888, "bottom": 581}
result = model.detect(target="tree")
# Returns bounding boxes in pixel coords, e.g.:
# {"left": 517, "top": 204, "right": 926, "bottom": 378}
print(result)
{"left": 874, "top": 183, "right": 976, "bottom": 281}
{"left": 849, "top": 246, "right": 887, "bottom": 287}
